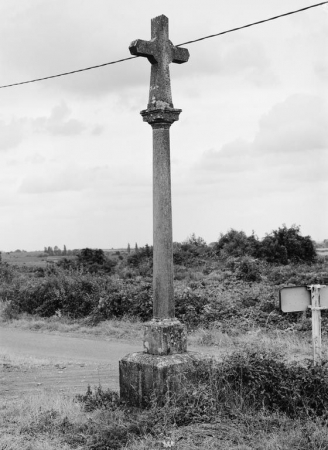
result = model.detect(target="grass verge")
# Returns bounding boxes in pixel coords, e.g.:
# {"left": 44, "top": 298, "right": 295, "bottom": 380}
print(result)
{"left": 0, "top": 311, "right": 144, "bottom": 341}
{"left": 2, "top": 347, "right": 328, "bottom": 449}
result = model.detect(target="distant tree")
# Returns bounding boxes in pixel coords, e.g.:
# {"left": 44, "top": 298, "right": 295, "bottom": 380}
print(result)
{"left": 127, "top": 245, "right": 153, "bottom": 270}
{"left": 127, "top": 243, "right": 131, "bottom": 254}
{"left": 173, "top": 235, "right": 210, "bottom": 266}
{"left": 54, "top": 246, "right": 61, "bottom": 256}
{"left": 135, "top": 243, "right": 139, "bottom": 253}
{"left": 184, "top": 233, "right": 207, "bottom": 247}
{"left": 44, "top": 246, "right": 48, "bottom": 253}
{"left": 47, "top": 246, "right": 54, "bottom": 256}
{"left": 63, "top": 245, "right": 67, "bottom": 256}
{"left": 214, "top": 229, "right": 258, "bottom": 258}
{"left": 260, "top": 225, "right": 316, "bottom": 264}
{"left": 76, "top": 248, "right": 117, "bottom": 274}
{"left": 324, "top": 239, "right": 328, "bottom": 248}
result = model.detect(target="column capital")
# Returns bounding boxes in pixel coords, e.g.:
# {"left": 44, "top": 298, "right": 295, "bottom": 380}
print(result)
{"left": 141, "top": 107, "right": 182, "bottom": 126}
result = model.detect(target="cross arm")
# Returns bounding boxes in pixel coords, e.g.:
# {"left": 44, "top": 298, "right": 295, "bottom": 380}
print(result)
{"left": 172, "top": 46, "right": 189, "bottom": 64}
{"left": 129, "top": 39, "right": 156, "bottom": 64}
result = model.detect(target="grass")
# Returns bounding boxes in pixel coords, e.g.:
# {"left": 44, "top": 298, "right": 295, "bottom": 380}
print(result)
{"left": 0, "top": 311, "right": 144, "bottom": 341}
{"left": 3, "top": 350, "right": 328, "bottom": 450}
{"left": 1, "top": 311, "right": 321, "bottom": 366}
{"left": 1, "top": 254, "right": 328, "bottom": 448}
{"left": 0, "top": 350, "right": 53, "bottom": 368}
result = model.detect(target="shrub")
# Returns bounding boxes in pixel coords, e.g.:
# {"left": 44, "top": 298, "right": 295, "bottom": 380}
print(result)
{"left": 1, "top": 270, "right": 102, "bottom": 318}
{"left": 0, "top": 263, "right": 17, "bottom": 284}
{"left": 214, "top": 229, "right": 260, "bottom": 258}
{"left": 173, "top": 234, "right": 212, "bottom": 267}
{"left": 76, "top": 385, "right": 121, "bottom": 412}
{"left": 149, "top": 348, "right": 328, "bottom": 426}
{"left": 93, "top": 279, "right": 153, "bottom": 322}
{"left": 127, "top": 245, "right": 153, "bottom": 275}
{"left": 58, "top": 248, "right": 118, "bottom": 274}
{"left": 260, "top": 225, "right": 316, "bottom": 264}
{"left": 225, "top": 256, "right": 262, "bottom": 282}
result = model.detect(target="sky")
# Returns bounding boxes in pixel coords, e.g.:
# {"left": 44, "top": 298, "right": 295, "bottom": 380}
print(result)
{"left": 0, "top": 0, "right": 327, "bottom": 251}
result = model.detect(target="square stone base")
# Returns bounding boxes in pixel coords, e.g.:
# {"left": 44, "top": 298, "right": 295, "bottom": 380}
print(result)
{"left": 143, "top": 318, "right": 187, "bottom": 355}
{"left": 119, "top": 351, "right": 217, "bottom": 407}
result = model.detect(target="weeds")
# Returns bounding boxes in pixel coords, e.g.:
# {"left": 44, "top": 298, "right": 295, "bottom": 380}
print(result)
{"left": 3, "top": 348, "right": 328, "bottom": 450}
{"left": 1, "top": 257, "right": 327, "bottom": 333}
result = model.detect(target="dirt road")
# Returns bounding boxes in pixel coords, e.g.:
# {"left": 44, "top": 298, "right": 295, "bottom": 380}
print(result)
{"left": 0, "top": 327, "right": 142, "bottom": 399}
{"left": 0, "top": 327, "right": 222, "bottom": 399}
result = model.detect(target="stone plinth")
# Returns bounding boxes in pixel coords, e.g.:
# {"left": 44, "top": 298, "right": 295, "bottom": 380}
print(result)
{"left": 144, "top": 318, "right": 187, "bottom": 355}
{"left": 119, "top": 351, "right": 216, "bottom": 407}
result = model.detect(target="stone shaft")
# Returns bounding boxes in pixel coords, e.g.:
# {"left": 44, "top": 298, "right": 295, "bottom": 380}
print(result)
{"left": 153, "top": 122, "right": 174, "bottom": 318}
{"left": 141, "top": 108, "right": 181, "bottom": 320}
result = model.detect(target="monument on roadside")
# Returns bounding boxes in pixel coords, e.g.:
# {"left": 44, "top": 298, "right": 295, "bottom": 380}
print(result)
{"left": 119, "top": 15, "right": 211, "bottom": 407}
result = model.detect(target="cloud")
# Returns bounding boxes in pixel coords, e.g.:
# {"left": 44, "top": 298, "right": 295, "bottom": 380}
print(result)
{"left": 33, "top": 102, "right": 86, "bottom": 136}
{"left": 179, "top": 34, "right": 277, "bottom": 87}
{"left": 25, "top": 153, "right": 46, "bottom": 164}
{"left": 314, "top": 61, "right": 328, "bottom": 81}
{"left": 18, "top": 163, "right": 151, "bottom": 195}
{"left": 91, "top": 125, "right": 104, "bottom": 136}
{"left": 254, "top": 94, "right": 328, "bottom": 155}
{"left": 192, "top": 93, "right": 328, "bottom": 191}
{"left": 0, "top": 1, "right": 148, "bottom": 97}
{"left": 0, "top": 118, "right": 26, "bottom": 151}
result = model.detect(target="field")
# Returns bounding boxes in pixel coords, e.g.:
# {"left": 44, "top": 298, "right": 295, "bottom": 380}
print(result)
{"left": 1, "top": 235, "right": 328, "bottom": 449}
{"left": 1, "top": 251, "right": 75, "bottom": 268}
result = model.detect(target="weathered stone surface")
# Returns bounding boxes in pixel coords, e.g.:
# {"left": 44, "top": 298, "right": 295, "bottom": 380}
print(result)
{"left": 120, "top": 16, "right": 193, "bottom": 408}
{"left": 144, "top": 318, "right": 187, "bottom": 355}
{"left": 141, "top": 108, "right": 181, "bottom": 125}
{"left": 128, "top": 15, "right": 189, "bottom": 322}
{"left": 119, "top": 351, "right": 217, "bottom": 407}
{"left": 129, "top": 15, "right": 189, "bottom": 110}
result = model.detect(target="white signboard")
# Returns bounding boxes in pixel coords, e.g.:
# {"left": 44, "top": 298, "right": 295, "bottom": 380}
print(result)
{"left": 279, "top": 285, "right": 328, "bottom": 366}
{"left": 280, "top": 286, "right": 328, "bottom": 313}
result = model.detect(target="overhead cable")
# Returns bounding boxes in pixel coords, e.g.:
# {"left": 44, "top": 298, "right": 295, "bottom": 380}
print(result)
{"left": 177, "top": 1, "right": 328, "bottom": 46}
{"left": 0, "top": 1, "right": 327, "bottom": 89}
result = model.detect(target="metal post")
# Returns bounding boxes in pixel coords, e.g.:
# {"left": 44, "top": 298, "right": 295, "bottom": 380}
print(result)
{"left": 309, "top": 285, "right": 322, "bottom": 366}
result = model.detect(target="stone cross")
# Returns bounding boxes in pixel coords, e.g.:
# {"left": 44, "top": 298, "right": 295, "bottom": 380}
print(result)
{"left": 129, "top": 15, "right": 189, "bottom": 323}
{"left": 130, "top": 15, "right": 189, "bottom": 110}
{"left": 120, "top": 16, "right": 209, "bottom": 408}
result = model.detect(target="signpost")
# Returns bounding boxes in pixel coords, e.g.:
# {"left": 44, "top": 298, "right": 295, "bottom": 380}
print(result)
{"left": 280, "top": 285, "right": 328, "bottom": 365}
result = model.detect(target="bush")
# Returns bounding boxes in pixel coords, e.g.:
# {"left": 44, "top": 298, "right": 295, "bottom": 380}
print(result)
{"left": 149, "top": 348, "right": 328, "bottom": 426}
{"left": 260, "top": 225, "right": 316, "bottom": 264}
{"left": 126, "top": 245, "right": 153, "bottom": 275}
{"left": 0, "top": 263, "right": 17, "bottom": 284}
{"left": 92, "top": 279, "right": 153, "bottom": 322}
{"left": 173, "top": 234, "right": 212, "bottom": 267}
{"left": 219, "top": 347, "right": 328, "bottom": 418}
{"left": 214, "top": 229, "right": 260, "bottom": 258}
{"left": 58, "top": 248, "right": 118, "bottom": 274}
{"left": 225, "top": 256, "right": 262, "bottom": 282}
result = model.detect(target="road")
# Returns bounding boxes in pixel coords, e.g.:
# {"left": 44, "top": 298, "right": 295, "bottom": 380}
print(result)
{"left": 0, "top": 327, "right": 222, "bottom": 399}
{"left": 0, "top": 327, "right": 142, "bottom": 399}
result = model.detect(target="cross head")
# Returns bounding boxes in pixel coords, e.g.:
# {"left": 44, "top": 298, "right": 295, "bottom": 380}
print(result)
{"left": 129, "top": 15, "right": 189, "bottom": 109}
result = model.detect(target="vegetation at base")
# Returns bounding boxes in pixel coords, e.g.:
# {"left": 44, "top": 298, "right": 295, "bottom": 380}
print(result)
{"left": 4, "top": 348, "right": 328, "bottom": 450}
{"left": 0, "top": 225, "right": 327, "bottom": 334}
{"left": 77, "top": 347, "right": 328, "bottom": 422}
{"left": 71, "top": 349, "right": 328, "bottom": 447}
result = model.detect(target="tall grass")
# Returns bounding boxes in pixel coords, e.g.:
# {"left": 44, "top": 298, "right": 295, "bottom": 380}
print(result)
{"left": 3, "top": 347, "right": 328, "bottom": 450}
